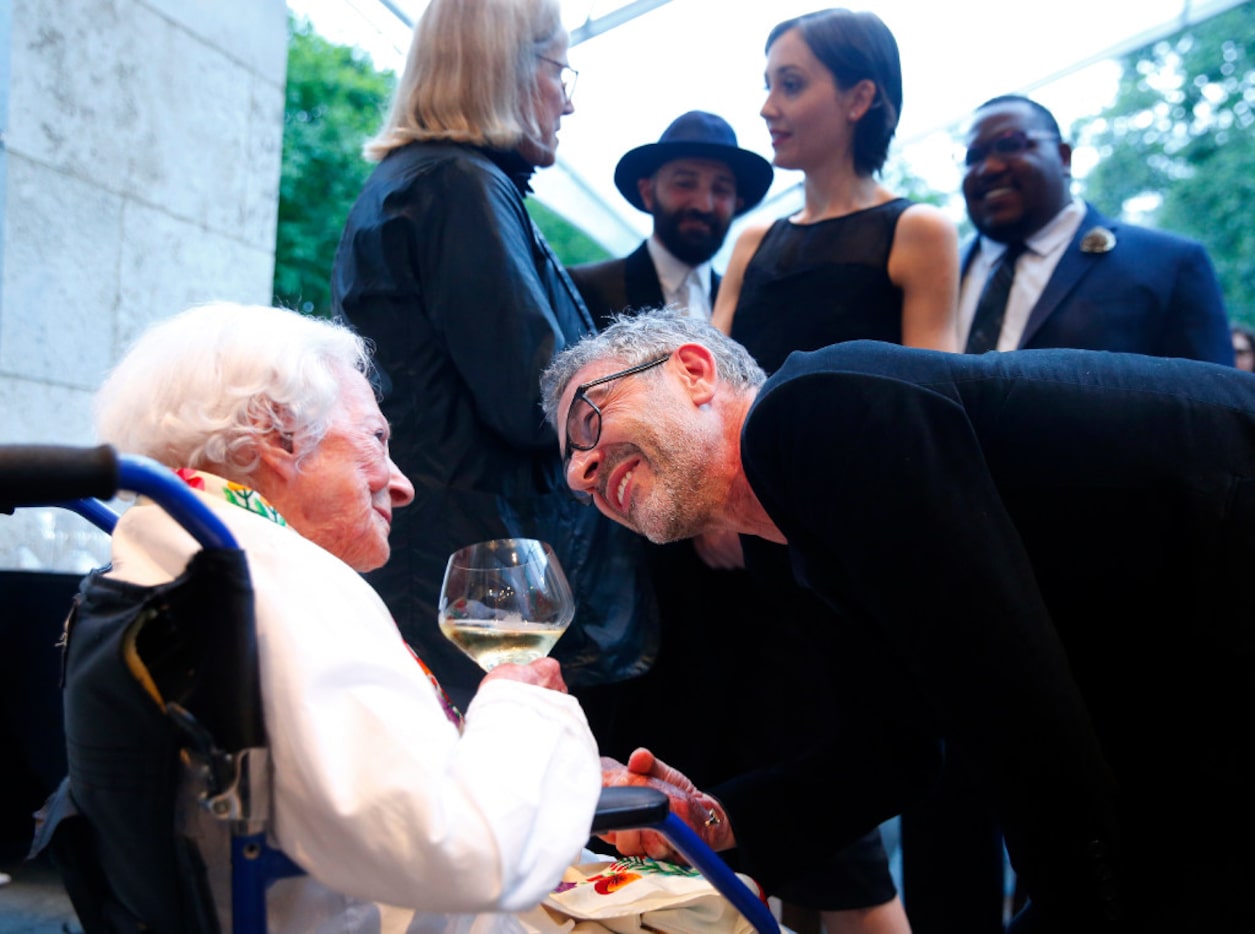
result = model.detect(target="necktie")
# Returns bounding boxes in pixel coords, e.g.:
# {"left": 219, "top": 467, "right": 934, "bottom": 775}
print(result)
{"left": 965, "top": 241, "right": 1027, "bottom": 354}
{"left": 671, "top": 269, "right": 708, "bottom": 319}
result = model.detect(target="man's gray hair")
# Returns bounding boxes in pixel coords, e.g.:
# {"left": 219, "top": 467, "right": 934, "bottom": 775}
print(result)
{"left": 540, "top": 308, "right": 766, "bottom": 426}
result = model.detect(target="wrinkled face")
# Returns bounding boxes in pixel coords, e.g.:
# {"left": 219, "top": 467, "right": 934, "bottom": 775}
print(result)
{"left": 558, "top": 359, "right": 718, "bottom": 543}
{"left": 640, "top": 158, "right": 740, "bottom": 266}
{"left": 761, "top": 28, "right": 856, "bottom": 172}
{"left": 280, "top": 368, "right": 415, "bottom": 572}
{"left": 520, "top": 35, "right": 575, "bottom": 168}
{"left": 962, "top": 101, "right": 1072, "bottom": 244}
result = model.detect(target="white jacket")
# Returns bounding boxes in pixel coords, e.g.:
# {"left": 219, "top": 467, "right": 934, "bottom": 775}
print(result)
{"left": 107, "top": 477, "right": 600, "bottom": 933}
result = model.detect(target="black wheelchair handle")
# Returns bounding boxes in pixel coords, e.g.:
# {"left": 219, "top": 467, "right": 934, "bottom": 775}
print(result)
{"left": 0, "top": 444, "right": 119, "bottom": 511}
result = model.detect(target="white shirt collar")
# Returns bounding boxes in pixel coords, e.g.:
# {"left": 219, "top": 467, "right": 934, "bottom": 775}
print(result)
{"left": 978, "top": 197, "right": 1085, "bottom": 263}
{"left": 646, "top": 235, "right": 711, "bottom": 303}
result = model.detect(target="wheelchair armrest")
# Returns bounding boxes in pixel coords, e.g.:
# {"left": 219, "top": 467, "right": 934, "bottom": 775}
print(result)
{"left": 591, "top": 785, "right": 670, "bottom": 833}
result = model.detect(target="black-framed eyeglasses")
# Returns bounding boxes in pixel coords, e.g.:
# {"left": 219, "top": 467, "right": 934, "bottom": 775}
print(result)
{"left": 537, "top": 54, "right": 578, "bottom": 103}
{"left": 963, "top": 129, "right": 1059, "bottom": 168}
{"left": 563, "top": 355, "right": 670, "bottom": 465}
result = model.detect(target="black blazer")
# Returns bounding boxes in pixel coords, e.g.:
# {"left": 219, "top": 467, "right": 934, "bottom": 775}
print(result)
{"left": 568, "top": 240, "right": 720, "bottom": 331}
{"left": 961, "top": 202, "right": 1233, "bottom": 363}
{"left": 723, "top": 341, "right": 1255, "bottom": 930}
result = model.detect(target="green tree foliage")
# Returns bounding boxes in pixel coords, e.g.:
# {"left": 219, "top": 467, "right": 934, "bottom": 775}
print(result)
{"left": 527, "top": 200, "right": 612, "bottom": 265}
{"left": 1075, "top": 1, "right": 1255, "bottom": 324}
{"left": 273, "top": 19, "right": 611, "bottom": 313}
{"left": 883, "top": 155, "right": 973, "bottom": 239}
{"left": 882, "top": 156, "right": 947, "bottom": 209}
{"left": 273, "top": 17, "right": 394, "bottom": 317}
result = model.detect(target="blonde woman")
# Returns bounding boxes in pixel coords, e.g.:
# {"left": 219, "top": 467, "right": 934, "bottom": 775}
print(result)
{"left": 331, "top": 0, "right": 655, "bottom": 712}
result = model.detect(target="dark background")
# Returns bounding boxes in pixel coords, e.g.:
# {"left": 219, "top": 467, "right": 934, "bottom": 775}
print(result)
{"left": 0, "top": 572, "right": 78, "bottom": 861}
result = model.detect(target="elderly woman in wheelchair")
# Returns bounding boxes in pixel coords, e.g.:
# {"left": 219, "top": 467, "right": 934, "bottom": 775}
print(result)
{"left": 48, "top": 301, "right": 601, "bottom": 932}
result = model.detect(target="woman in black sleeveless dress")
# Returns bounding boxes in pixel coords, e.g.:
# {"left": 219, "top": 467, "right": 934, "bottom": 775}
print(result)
{"left": 706, "top": 11, "right": 960, "bottom": 934}
{"left": 712, "top": 11, "right": 957, "bottom": 358}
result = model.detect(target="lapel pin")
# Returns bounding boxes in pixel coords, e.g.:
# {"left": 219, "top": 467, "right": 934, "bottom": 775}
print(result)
{"left": 1080, "top": 226, "right": 1116, "bottom": 254}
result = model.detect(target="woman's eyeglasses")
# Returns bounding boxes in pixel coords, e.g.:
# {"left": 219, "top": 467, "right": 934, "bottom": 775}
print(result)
{"left": 537, "top": 54, "right": 578, "bottom": 103}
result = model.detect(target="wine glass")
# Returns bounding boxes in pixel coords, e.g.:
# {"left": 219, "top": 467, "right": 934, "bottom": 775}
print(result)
{"left": 437, "top": 538, "right": 575, "bottom": 671}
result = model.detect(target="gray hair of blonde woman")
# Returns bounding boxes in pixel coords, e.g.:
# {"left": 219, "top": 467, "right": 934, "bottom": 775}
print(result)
{"left": 94, "top": 303, "right": 371, "bottom": 477}
{"left": 540, "top": 308, "right": 767, "bottom": 427}
{"left": 365, "top": 0, "right": 565, "bottom": 160}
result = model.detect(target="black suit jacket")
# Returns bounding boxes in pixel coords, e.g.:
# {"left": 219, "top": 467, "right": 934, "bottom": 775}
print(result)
{"left": 961, "top": 202, "right": 1233, "bottom": 363}
{"left": 568, "top": 241, "right": 720, "bottom": 331}
{"left": 719, "top": 341, "right": 1255, "bottom": 930}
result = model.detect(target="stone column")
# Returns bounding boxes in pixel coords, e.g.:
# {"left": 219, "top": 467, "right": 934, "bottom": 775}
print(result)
{"left": 0, "top": 0, "right": 288, "bottom": 567}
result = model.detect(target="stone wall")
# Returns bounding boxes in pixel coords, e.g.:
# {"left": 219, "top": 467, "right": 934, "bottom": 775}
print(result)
{"left": 0, "top": 0, "right": 289, "bottom": 568}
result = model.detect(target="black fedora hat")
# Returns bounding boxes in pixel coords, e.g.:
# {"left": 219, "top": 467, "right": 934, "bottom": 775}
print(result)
{"left": 614, "top": 111, "right": 774, "bottom": 216}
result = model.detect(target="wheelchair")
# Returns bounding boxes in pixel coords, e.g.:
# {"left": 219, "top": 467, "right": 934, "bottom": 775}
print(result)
{"left": 1, "top": 444, "right": 779, "bottom": 934}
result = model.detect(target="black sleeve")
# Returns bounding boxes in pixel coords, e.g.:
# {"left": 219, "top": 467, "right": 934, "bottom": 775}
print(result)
{"left": 734, "top": 369, "right": 1122, "bottom": 910}
{"left": 336, "top": 156, "right": 566, "bottom": 452}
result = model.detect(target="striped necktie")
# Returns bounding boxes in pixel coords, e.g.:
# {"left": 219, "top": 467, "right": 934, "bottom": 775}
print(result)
{"left": 965, "top": 241, "right": 1027, "bottom": 354}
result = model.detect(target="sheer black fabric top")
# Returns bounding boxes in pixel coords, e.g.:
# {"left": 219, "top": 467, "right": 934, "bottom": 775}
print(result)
{"left": 730, "top": 198, "right": 911, "bottom": 373}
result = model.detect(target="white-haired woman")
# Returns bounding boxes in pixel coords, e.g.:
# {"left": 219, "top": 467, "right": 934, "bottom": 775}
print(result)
{"left": 331, "top": 0, "right": 655, "bottom": 718}
{"left": 90, "top": 302, "right": 600, "bottom": 932}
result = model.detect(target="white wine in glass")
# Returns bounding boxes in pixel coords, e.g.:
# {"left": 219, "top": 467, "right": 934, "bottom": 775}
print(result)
{"left": 437, "top": 538, "right": 575, "bottom": 671}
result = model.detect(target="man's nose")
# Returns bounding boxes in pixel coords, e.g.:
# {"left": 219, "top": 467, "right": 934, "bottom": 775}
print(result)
{"left": 565, "top": 446, "right": 600, "bottom": 497}
{"left": 969, "top": 149, "right": 1009, "bottom": 175}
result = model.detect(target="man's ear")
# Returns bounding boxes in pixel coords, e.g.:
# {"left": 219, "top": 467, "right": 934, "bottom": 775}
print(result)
{"left": 673, "top": 343, "right": 719, "bottom": 406}
{"left": 637, "top": 176, "right": 657, "bottom": 212}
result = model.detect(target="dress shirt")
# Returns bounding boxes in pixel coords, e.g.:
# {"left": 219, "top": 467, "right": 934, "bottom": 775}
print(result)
{"left": 958, "top": 198, "right": 1086, "bottom": 351}
{"left": 646, "top": 234, "right": 712, "bottom": 320}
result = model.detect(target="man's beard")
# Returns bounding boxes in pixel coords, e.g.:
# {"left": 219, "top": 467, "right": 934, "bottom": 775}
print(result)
{"left": 620, "top": 425, "right": 719, "bottom": 544}
{"left": 653, "top": 206, "right": 732, "bottom": 266}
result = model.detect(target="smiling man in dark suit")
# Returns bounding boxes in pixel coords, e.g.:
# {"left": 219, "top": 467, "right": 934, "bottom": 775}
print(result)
{"left": 568, "top": 111, "right": 772, "bottom": 327}
{"left": 907, "top": 92, "right": 1235, "bottom": 933}
{"left": 958, "top": 94, "right": 1232, "bottom": 363}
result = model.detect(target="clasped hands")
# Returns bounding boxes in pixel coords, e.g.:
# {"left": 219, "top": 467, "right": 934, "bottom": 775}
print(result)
{"left": 599, "top": 748, "right": 735, "bottom": 862}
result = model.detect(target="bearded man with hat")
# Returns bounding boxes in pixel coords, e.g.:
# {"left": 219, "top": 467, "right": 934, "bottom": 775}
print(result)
{"left": 568, "top": 111, "right": 772, "bottom": 328}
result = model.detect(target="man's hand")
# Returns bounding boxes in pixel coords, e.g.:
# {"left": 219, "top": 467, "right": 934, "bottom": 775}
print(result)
{"left": 599, "top": 748, "right": 735, "bottom": 860}
{"left": 481, "top": 657, "right": 568, "bottom": 693}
